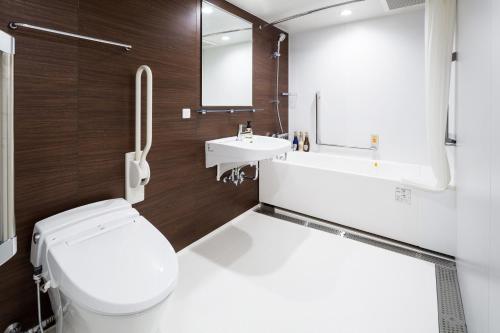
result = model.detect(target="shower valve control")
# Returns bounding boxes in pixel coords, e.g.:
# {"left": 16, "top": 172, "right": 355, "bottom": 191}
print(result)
{"left": 395, "top": 187, "right": 412, "bottom": 204}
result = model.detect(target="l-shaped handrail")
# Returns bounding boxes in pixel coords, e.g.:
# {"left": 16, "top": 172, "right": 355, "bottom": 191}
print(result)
{"left": 315, "top": 91, "right": 377, "bottom": 151}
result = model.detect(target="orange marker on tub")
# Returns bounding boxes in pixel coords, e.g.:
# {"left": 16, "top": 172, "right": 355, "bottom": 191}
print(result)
{"left": 370, "top": 134, "right": 379, "bottom": 149}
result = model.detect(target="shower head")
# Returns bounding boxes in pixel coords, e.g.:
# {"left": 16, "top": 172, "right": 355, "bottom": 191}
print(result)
{"left": 273, "top": 33, "right": 287, "bottom": 59}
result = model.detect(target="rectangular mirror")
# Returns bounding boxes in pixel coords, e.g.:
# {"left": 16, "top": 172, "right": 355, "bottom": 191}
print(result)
{"left": 202, "top": 1, "right": 253, "bottom": 107}
{"left": 0, "top": 29, "right": 16, "bottom": 266}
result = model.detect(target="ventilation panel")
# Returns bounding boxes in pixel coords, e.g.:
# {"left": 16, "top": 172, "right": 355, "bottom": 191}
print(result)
{"left": 382, "top": 0, "right": 425, "bottom": 11}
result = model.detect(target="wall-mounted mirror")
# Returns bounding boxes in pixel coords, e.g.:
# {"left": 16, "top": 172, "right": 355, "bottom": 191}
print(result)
{"left": 0, "top": 29, "right": 16, "bottom": 266}
{"left": 202, "top": 1, "right": 253, "bottom": 107}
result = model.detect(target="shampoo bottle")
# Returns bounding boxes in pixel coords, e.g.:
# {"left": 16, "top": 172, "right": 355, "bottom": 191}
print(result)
{"left": 244, "top": 121, "right": 253, "bottom": 142}
{"left": 303, "top": 132, "right": 310, "bottom": 152}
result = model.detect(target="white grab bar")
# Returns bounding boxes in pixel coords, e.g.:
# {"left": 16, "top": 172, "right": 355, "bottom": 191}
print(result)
{"left": 135, "top": 65, "right": 152, "bottom": 167}
{"left": 315, "top": 91, "right": 376, "bottom": 151}
{"left": 125, "top": 65, "right": 153, "bottom": 204}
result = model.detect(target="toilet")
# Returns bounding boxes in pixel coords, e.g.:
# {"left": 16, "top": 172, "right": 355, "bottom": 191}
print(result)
{"left": 30, "top": 199, "right": 178, "bottom": 333}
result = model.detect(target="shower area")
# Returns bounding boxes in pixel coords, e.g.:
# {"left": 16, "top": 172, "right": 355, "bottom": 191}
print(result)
{"left": 260, "top": 0, "right": 458, "bottom": 255}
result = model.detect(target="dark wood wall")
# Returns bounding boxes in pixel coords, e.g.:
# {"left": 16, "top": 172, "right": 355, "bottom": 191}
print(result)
{"left": 0, "top": 0, "right": 288, "bottom": 328}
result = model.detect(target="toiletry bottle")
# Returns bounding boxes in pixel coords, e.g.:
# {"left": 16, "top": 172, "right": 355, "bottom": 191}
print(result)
{"left": 292, "top": 131, "right": 299, "bottom": 151}
{"left": 298, "top": 131, "right": 304, "bottom": 151}
{"left": 244, "top": 121, "right": 253, "bottom": 142}
{"left": 237, "top": 124, "right": 244, "bottom": 141}
{"left": 303, "top": 132, "right": 310, "bottom": 152}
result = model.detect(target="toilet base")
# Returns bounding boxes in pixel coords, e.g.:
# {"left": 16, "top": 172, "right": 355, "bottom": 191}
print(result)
{"left": 50, "top": 290, "right": 169, "bottom": 333}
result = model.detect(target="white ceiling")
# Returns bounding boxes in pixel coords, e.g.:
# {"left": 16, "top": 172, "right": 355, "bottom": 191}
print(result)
{"left": 225, "top": 0, "right": 423, "bottom": 33}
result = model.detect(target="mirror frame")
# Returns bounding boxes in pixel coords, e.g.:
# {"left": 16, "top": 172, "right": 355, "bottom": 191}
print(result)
{"left": 200, "top": 0, "right": 254, "bottom": 108}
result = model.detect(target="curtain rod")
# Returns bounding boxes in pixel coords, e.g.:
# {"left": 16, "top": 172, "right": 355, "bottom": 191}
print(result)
{"left": 259, "top": 0, "right": 366, "bottom": 30}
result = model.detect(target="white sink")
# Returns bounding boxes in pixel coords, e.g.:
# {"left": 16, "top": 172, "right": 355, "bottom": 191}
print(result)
{"left": 205, "top": 135, "right": 291, "bottom": 169}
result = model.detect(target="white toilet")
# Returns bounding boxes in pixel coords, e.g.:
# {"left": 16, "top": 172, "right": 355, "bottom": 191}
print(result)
{"left": 30, "top": 198, "right": 178, "bottom": 333}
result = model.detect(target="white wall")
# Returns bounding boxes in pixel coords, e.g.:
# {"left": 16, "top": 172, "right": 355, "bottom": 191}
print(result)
{"left": 202, "top": 42, "right": 252, "bottom": 106}
{"left": 289, "top": 10, "right": 426, "bottom": 164}
{"left": 456, "top": 0, "right": 500, "bottom": 332}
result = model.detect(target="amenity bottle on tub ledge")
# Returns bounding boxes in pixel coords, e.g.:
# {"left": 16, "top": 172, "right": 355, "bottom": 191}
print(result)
{"left": 292, "top": 131, "right": 299, "bottom": 151}
{"left": 303, "top": 132, "right": 310, "bottom": 152}
{"left": 298, "top": 131, "right": 304, "bottom": 151}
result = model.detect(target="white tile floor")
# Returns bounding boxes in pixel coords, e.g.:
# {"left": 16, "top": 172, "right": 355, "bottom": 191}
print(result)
{"left": 161, "top": 210, "right": 439, "bottom": 333}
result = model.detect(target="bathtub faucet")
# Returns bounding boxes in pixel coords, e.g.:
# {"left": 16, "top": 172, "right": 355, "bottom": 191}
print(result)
{"left": 271, "top": 132, "right": 288, "bottom": 140}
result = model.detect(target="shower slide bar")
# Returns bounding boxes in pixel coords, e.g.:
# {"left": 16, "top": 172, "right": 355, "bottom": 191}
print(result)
{"left": 8, "top": 22, "right": 132, "bottom": 51}
{"left": 315, "top": 92, "right": 377, "bottom": 151}
{"left": 197, "top": 108, "right": 262, "bottom": 115}
{"left": 260, "top": 0, "right": 365, "bottom": 29}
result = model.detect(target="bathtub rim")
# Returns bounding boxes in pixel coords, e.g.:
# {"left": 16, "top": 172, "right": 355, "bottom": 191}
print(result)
{"left": 271, "top": 151, "right": 456, "bottom": 191}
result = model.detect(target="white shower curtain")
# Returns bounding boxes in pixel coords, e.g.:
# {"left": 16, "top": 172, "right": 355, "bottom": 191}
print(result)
{"left": 405, "top": 0, "right": 456, "bottom": 191}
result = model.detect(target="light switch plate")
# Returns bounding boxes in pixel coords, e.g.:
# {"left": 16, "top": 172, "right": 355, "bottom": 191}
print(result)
{"left": 182, "top": 108, "right": 191, "bottom": 119}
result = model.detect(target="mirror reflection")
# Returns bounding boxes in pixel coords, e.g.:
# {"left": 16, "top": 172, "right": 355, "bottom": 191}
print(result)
{"left": 202, "top": 1, "right": 253, "bottom": 106}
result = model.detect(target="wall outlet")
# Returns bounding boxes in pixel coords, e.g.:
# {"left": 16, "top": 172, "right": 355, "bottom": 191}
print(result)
{"left": 182, "top": 108, "right": 191, "bottom": 119}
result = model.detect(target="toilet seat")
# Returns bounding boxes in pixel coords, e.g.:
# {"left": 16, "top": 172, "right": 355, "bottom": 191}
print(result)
{"left": 31, "top": 199, "right": 178, "bottom": 316}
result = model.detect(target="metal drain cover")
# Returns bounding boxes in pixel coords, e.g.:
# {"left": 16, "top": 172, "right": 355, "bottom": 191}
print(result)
{"left": 436, "top": 267, "right": 467, "bottom": 333}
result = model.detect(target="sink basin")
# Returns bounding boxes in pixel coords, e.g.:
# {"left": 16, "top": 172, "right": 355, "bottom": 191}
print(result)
{"left": 206, "top": 135, "right": 291, "bottom": 168}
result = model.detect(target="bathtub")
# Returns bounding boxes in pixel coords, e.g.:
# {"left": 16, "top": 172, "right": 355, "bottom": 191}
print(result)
{"left": 259, "top": 152, "right": 457, "bottom": 256}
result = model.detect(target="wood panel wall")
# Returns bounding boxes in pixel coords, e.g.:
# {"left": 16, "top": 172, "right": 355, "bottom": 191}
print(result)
{"left": 0, "top": 0, "right": 288, "bottom": 328}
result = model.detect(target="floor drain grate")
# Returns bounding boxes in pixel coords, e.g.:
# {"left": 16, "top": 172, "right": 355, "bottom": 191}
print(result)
{"left": 436, "top": 266, "right": 467, "bottom": 333}
{"left": 257, "top": 206, "right": 468, "bottom": 333}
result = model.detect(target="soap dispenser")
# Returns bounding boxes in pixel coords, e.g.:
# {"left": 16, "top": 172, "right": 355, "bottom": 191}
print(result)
{"left": 237, "top": 124, "right": 244, "bottom": 141}
{"left": 244, "top": 121, "right": 253, "bottom": 142}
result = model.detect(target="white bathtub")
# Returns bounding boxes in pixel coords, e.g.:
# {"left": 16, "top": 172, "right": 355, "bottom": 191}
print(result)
{"left": 259, "top": 152, "right": 457, "bottom": 256}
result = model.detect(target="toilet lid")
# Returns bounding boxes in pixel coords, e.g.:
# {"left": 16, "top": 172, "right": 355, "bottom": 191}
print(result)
{"left": 47, "top": 216, "right": 178, "bottom": 315}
